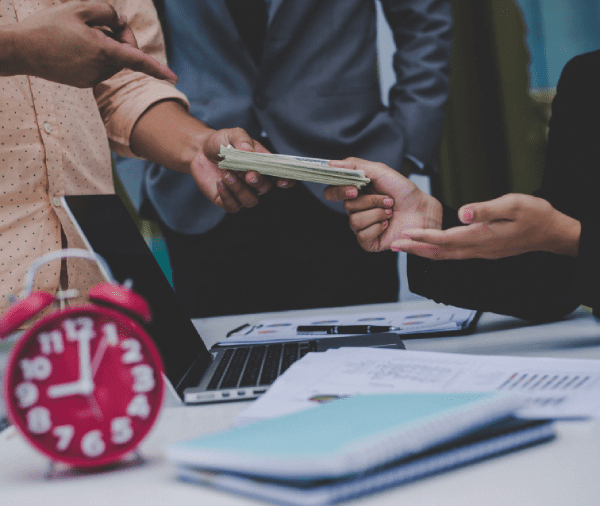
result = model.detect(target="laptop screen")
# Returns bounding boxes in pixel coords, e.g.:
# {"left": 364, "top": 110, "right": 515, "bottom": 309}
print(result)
{"left": 62, "top": 194, "right": 212, "bottom": 393}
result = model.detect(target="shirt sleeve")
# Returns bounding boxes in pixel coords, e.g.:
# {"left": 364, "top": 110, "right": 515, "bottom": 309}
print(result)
{"left": 93, "top": 0, "right": 189, "bottom": 158}
{"left": 566, "top": 221, "right": 600, "bottom": 310}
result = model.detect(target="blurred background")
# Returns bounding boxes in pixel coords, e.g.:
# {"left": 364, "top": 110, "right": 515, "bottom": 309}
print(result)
{"left": 430, "top": 0, "right": 600, "bottom": 209}
{"left": 113, "top": 0, "right": 600, "bottom": 294}
{"left": 111, "top": 0, "right": 595, "bottom": 295}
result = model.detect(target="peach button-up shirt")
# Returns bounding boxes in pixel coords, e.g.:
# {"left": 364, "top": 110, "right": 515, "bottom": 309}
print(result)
{"left": 0, "top": 0, "right": 188, "bottom": 315}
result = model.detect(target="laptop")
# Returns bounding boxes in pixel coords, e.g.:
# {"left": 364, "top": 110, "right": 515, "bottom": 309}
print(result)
{"left": 61, "top": 195, "right": 405, "bottom": 404}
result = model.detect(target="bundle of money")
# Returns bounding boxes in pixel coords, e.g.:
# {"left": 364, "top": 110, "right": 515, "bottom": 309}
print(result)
{"left": 218, "top": 146, "right": 370, "bottom": 188}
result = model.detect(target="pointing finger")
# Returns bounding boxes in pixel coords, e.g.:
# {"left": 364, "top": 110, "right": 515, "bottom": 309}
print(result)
{"left": 103, "top": 39, "right": 177, "bottom": 83}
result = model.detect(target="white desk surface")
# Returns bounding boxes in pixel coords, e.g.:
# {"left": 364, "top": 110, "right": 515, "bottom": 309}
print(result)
{"left": 3, "top": 300, "right": 600, "bottom": 506}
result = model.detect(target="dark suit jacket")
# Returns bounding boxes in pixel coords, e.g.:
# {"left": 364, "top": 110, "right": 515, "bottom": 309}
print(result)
{"left": 115, "top": 0, "right": 452, "bottom": 234}
{"left": 408, "top": 50, "right": 600, "bottom": 321}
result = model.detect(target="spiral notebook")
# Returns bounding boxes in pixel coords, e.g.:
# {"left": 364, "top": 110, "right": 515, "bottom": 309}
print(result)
{"left": 168, "top": 393, "right": 554, "bottom": 506}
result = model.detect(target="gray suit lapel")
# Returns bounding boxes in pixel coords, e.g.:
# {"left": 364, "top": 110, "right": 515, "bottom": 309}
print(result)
{"left": 267, "top": 0, "right": 284, "bottom": 24}
{"left": 215, "top": 0, "right": 243, "bottom": 38}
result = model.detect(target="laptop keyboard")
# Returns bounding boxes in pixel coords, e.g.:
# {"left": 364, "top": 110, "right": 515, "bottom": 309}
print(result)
{"left": 206, "top": 341, "right": 318, "bottom": 390}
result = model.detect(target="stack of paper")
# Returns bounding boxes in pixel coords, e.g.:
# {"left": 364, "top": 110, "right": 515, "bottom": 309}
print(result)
{"left": 236, "top": 347, "right": 600, "bottom": 425}
{"left": 168, "top": 393, "right": 553, "bottom": 506}
{"left": 218, "top": 146, "right": 371, "bottom": 188}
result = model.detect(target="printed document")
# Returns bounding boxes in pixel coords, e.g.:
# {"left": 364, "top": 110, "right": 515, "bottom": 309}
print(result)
{"left": 236, "top": 347, "right": 600, "bottom": 424}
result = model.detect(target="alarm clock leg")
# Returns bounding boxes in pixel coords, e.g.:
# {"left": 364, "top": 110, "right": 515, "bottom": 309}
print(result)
{"left": 44, "top": 460, "right": 58, "bottom": 479}
{"left": 44, "top": 459, "right": 76, "bottom": 479}
{"left": 133, "top": 450, "right": 145, "bottom": 465}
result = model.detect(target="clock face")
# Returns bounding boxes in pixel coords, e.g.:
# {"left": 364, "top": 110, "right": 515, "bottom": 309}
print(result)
{"left": 4, "top": 305, "right": 164, "bottom": 468}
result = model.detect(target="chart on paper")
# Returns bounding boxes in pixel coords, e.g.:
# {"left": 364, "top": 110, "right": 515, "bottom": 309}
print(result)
{"left": 497, "top": 372, "right": 592, "bottom": 391}
{"left": 235, "top": 348, "right": 600, "bottom": 424}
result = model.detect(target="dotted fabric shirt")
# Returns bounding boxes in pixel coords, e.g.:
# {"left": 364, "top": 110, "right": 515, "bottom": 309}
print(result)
{"left": 0, "top": 0, "right": 188, "bottom": 315}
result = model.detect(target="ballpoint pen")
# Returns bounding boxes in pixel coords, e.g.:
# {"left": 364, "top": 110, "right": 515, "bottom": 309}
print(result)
{"left": 296, "top": 325, "right": 400, "bottom": 335}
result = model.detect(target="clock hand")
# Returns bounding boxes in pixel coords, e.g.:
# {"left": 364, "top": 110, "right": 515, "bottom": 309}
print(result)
{"left": 86, "top": 392, "right": 104, "bottom": 421}
{"left": 91, "top": 323, "right": 119, "bottom": 379}
{"left": 47, "top": 380, "right": 91, "bottom": 398}
{"left": 47, "top": 318, "right": 96, "bottom": 398}
{"left": 91, "top": 337, "right": 109, "bottom": 379}
{"left": 78, "top": 333, "right": 93, "bottom": 387}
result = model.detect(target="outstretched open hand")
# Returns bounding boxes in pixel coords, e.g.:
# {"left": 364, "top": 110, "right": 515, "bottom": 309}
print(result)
{"left": 390, "top": 193, "right": 581, "bottom": 259}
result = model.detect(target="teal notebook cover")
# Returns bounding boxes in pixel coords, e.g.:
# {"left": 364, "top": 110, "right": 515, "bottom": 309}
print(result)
{"left": 175, "top": 416, "right": 554, "bottom": 506}
{"left": 168, "top": 392, "right": 522, "bottom": 480}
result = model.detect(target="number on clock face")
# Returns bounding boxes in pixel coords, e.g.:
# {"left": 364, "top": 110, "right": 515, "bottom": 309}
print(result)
{"left": 5, "top": 306, "right": 163, "bottom": 467}
{"left": 20, "top": 356, "right": 52, "bottom": 381}
{"left": 15, "top": 382, "right": 39, "bottom": 408}
{"left": 53, "top": 425, "right": 75, "bottom": 451}
{"left": 38, "top": 330, "right": 64, "bottom": 354}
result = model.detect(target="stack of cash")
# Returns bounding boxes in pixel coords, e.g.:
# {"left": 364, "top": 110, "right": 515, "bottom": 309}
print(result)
{"left": 218, "top": 146, "right": 370, "bottom": 188}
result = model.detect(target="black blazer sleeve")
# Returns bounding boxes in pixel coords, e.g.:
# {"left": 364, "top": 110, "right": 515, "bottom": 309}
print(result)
{"left": 407, "top": 50, "right": 600, "bottom": 321}
{"left": 540, "top": 50, "right": 600, "bottom": 311}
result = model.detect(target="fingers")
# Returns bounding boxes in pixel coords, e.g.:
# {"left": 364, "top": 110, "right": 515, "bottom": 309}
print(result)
{"left": 216, "top": 180, "right": 242, "bottom": 214}
{"left": 391, "top": 235, "right": 497, "bottom": 260}
{"left": 241, "top": 170, "right": 272, "bottom": 195}
{"left": 458, "top": 202, "right": 498, "bottom": 225}
{"left": 344, "top": 205, "right": 392, "bottom": 253}
{"left": 348, "top": 207, "right": 392, "bottom": 234}
{"left": 329, "top": 158, "right": 396, "bottom": 184}
{"left": 197, "top": 128, "right": 280, "bottom": 211}
{"left": 214, "top": 132, "right": 294, "bottom": 190}
{"left": 329, "top": 157, "right": 380, "bottom": 173}
{"left": 458, "top": 194, "right": 523, "bottom": 224}
{"left": 103, "top": 40, "right": 177, "bottom": 83}
{"left": 275, "top": 178, "right": 295, "bottom": 189}
{"left": 78, "top": 2, "right": 177, "bottom": 83}
{"left": 402, "top": 227, "right": 479, "bottom": 248}
{"left": 344, "top": 194, "right": 393, "bottom": 213}
{"left": 389, "top": 238, "right": 446, "bottom": 259}
{"left": 390, "top": 228, "right": 457, "bottom": 260}
{"left": 112, "top": 20, "right": 138, "bottom": 48}
{"left": 225, "top": 128, "right": 261, "bottom": 153}
{"left": 241, "top": 170, "right": 293, "bottom": 193}
{"left": 77, "top": 2, "right": 123, "bottom": 28}
{"left": 323, "top": 185, "right": 359, "bottom": 202}
{"left": 390, "top": 225, "right": 484, "bottom": 260}
{"left": 251, "top": 140, "right": 271, "bottom": 154}
{"left": 220, "top": 171, "right": 260, "bottom": 209}
{"left": 355, "top": 221, "right": 390, "bottom": 252}
{"left": 207, "top": 126, "right": 259, "bottom": 163}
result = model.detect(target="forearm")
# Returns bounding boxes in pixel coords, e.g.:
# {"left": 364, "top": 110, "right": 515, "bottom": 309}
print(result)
{"left": 129, "top": 100, "right": 213, "bottom": 174}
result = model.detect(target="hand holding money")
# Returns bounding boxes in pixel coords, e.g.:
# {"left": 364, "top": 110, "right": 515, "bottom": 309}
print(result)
{"left": 218, "top": 146, "right": 370, "bottom": 188}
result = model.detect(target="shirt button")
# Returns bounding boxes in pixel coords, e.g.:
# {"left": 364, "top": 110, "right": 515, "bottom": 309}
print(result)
{"left": 53, "top": 197, "right": 60, "bottom": 207}
{"left": 44, "top": 122, "right": 52, "bottom": 134}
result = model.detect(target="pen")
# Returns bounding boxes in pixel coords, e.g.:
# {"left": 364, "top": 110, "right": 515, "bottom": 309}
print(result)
{"left": 296, "top": 325, "right": 398, "bottom": 335}
{"left": 226, "top": 323, "right": 251, "bottom": 337}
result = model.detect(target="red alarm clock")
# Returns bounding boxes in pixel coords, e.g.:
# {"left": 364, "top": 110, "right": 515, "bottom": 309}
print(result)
{"left": 0, "top": 249, "right": 165, "bottom": 468}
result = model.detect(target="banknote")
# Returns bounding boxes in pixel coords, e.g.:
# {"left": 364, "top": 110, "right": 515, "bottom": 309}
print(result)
{"left": 218, "top": 146, "right": 370, "bottom": 188}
